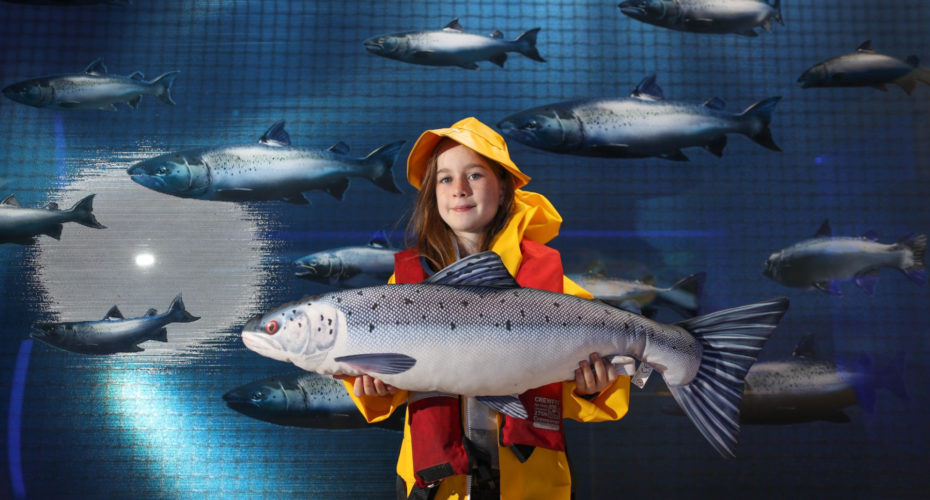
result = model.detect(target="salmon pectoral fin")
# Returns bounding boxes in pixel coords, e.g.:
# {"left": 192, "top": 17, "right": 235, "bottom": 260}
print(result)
{"left": 334, "top": 353, "right": 416, "bottom": 375}
{"left": 475, "top": 395, "right": 528, "bottom": 419}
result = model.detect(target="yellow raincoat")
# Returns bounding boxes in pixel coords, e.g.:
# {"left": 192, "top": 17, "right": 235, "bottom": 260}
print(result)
{"left": 344, "top": 117, "right": 631, "bottom": 499}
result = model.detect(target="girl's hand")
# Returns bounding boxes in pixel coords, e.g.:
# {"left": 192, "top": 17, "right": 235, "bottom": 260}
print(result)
{"left": 574, "top": 352, "right": 618, "bottom": 396}
{"left": 335, "top": 374, "right": 398, "bottom": 397}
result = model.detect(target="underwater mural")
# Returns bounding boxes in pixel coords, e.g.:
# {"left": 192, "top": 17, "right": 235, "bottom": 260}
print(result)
{"left": 0, "top": 0, "right": 928, "bottom": 498}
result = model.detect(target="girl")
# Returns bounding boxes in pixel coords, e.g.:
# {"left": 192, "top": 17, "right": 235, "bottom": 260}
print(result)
{"left": 341, "top": 117, "right": 630, "bottom": 499}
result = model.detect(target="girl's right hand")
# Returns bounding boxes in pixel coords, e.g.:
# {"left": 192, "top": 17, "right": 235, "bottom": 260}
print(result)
{"left": 337, "top": 374, "right": 398, "bottom": 397}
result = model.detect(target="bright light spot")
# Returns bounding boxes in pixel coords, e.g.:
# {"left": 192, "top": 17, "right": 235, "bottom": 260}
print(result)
{"left": 135, "top": 253, "right": 156, "bottom": 267}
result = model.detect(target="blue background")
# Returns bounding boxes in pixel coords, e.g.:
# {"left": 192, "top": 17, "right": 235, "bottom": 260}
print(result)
{"left": 1, "top": 0, "right": 928, "bottom": 498}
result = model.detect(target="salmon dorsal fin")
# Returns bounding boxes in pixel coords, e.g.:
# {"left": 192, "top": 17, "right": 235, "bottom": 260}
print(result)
{"left": 368, "top": 230, "right": 391, "bottom": 248}
{"left": 1, "top": 194, "right": 21, "bottom": 207}
{"left": 856, "top": 40, "right": 875, "bottom": 53}
{"left": 814, "top": 219, "right": 832, "bottom": 237}
{"left": 259, "top": 120, "right": 291, "bottom": 147}
{"left": 426, "top": 251, "right": 519, "bottom": 288}
{"left": 104, "top": 306, "right": 124, "bottom": 320}
{"left": 631, "top": 74, "right": 664, "bottom": 101}
{"left": 444, "top": 19, "right": 464, "bottom": 32}
{"left": 84, "top": 58, "right": 108, "bottom": 76}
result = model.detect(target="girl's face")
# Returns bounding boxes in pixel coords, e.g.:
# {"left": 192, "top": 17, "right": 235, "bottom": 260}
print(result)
{"left": 434, "top": 142, "right": 503, "bottom": 250}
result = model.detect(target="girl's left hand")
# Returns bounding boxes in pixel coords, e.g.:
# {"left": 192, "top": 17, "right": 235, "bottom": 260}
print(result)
{"left": 574, "top": 352, "right": 618, "bottom": 396}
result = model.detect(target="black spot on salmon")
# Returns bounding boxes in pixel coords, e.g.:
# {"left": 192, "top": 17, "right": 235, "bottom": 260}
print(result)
{"left": 328, "top": 318, "right": 332, "bottom": 325}
{"left": 369, "top": 324, "right": 375, "bottom": 332}
{"left": 553, "top": 302, "right": 560, "bottom": 308}
{"left": 505, "top": 320, "right": 511, "bottom": 331}
{"left": 461, "top": 300, "right": 469, "bottom": 307}
{"left": 451, "top": 322, "right": 456, "bottom": 330}
{"left": 404, "top": 298, "right": 413, "bottom": 305}
{"left": 371, "top": 303, "right": 378, "bottom": 310}
{"left": 520, "top": 309, "right": 525, "bottom": 317}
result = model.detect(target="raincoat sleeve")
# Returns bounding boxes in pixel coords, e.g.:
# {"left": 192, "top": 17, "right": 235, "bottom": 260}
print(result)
{"left": 342, "top": 271, "right": 410, "bottom": 423}
{"left": 560, "top": 274, "right": 632, "bottom": 423}
{"left": 342, "top": 379, "right": 409, "bottom": 424}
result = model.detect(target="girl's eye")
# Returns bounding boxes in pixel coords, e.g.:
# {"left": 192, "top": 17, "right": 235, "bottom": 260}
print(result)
{"left": 468, "top": 173, "right": 483, "bottom": 180}
{"left": 264, "top": 321, "right": 280, "bottom": 335}
{"left": 438, "top": 176, "right": 451, "bottom": 184}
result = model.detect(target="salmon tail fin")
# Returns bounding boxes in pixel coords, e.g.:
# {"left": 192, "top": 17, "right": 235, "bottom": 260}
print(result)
{"left": 167, "top": 293, "right": 200, "bottom": 323}
{"left": 896, "top": 233, "right": 926, "bottom": 285}
{"left": 658, "top": 272, "right": 706, "bottom": 317}
{"left": 67, "top": 194, "right": 106, "bottom": 229}
{"left": 364, "top": 140, "right": 406, "bottom": 194}
{"left": 771, "top": 0, "right": 783, "bottom": 26}
{"left": 669, "top": 297, "right": 789, "bottom": 458}
{"left": 740, "top": 96, "right": 782, "bottom": 151}
{"left": 150, "top": 71, "right": 180, "bottom": 105}
{"left": 515, "top": 28, "right": 546, "bottom": 63}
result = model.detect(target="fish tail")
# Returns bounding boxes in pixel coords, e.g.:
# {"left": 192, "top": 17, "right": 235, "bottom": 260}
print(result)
{"left": 770, "top": 0, "right": 783, "bottom": 26}
{"left": 895, "top": 233, "right": 926, "bottom": 285}
{"left": 67, "top": 194, "right": 106, "bottom": 229}
{"left": 740, "top": 96, "right": 782, "bottom": 152}
{"left": 659, "top": 272, "right": 705, "bottom": 317}
{"left": 167, "top": 293, "right": 200, "bottom": 323}
{"left": 668, "top": 297, "right": 789, "bottom": 458}
{"left": 363, "top": 140, "right": 406, "bottom": 194}
{"left": 150, "top": 71, "right": 180, "bottom": 105}
{"left": 877, "top": 352, "right": 910, "bottom": 401}
{"left": 900, "top": 67, "right": 930, "bottom": 95}
{"left": 515, "top": 28, "right": 546, "bottom": 63}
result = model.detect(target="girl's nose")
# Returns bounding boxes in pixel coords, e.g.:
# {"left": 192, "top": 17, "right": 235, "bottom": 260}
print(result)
{"left": 452, "top": 176, "right": 471, "bottom": 196}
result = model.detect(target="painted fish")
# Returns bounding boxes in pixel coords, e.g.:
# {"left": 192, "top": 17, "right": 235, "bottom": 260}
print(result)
{"left": 364, "top": 18, "right": 544, "bottom": 70}
{"left": 242, "top": 251, "right": 789, "bottom": 457}
{"left": 663, "top": 334, "right": 909, "bottom": 424}
{"left": 31, "top": 294, "right": 199, "bottom": 354}
{"left": 127, "top": 120, "right": 404, "bottom": 203}
{"left": 223, "top": 371, "right": 403, "bottom": 430}
{"left": 619, "top": 0, "right": 782, "bottom": 37}
{"left": 567, "top": 271, "right": 705, "bottom": 318}
{"left": 798, "top": 40, "right": 930, "bottom": 94}
{"left": 497, "top": 75, "right": 781, "bottom": 161}
{"left": 0, "top": 193, "right": 105, "bottom": 245}
{"left": 764, "top": 220, "right": 927, "bottom": 295}
{"left": 2, "top": 58, "right": 178, "bottom": 110}
{"left": 295, "top": 235, "right": 396, "bottom": 287}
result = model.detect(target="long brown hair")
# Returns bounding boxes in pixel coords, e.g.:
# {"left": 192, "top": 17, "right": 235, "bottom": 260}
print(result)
{"left": 406, "top": 139, "right": 516, "bottom": 271}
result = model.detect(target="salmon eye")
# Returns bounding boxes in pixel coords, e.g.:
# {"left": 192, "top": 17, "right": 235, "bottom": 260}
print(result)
{"left": 264, "top": 321, "right": 280, "bottom": 335}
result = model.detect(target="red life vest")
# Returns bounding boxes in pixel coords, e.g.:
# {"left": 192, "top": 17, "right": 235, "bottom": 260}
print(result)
{"left": 393, "top": 241, "right": 567, "bottom": 488}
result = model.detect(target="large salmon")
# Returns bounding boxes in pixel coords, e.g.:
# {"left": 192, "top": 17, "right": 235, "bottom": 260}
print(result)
{"left": 242, "top": 251, "right": 789, "bottom": 457}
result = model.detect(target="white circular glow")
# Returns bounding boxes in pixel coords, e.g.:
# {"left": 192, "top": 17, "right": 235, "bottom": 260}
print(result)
{"left": 34, "top": 157, "right": 272, "bottom": 356}
{"left": 135, "top": 253, "right": 156, "bottom": 268}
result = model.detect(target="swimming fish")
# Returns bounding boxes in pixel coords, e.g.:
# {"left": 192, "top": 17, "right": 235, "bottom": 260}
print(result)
{"left": 364, "top": 18, "right": 544, "bottom": 69}
{"left": 242, "top": 251, "right": 789, "bottom": 457}
{"left": 0, "top": 193, "right": 105, "bottom": 245}
{"left": 567, "top": 271, "right": 705, "bottom": 318}
{"left": 798, "top": 41, "right": 930, "bottom": 94}
{"left": 497, "top": 75, "right": 781, "bottom": 161}
{"left": 663, "top": 334, "right": 909, "bottom": 424}
{"left": 127, "top": 120, "right": 404, "bottom": 203}
{"left": 619, "top": 0, "right": 783, "bottom": 37}
{"left": 2, "top": 58, "right": 178, "bottom": 110}
{"left": 223, "top": 371, "right": 403, "bottom": 430}
{"left": 31, "top": 294, "right": 199, "bottom": 354}
{"left": 295, "top": 235, "right": 396, "bottom": 287}
{"left": 764, "top": 220, "right": 927, "bottom": 295}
